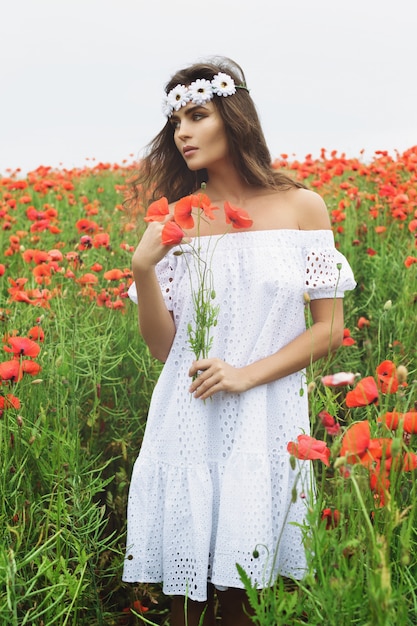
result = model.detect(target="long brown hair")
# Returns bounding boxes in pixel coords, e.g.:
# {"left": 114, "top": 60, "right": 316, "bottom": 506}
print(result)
{"left": 128, "top": 57, "right": 305, "bottom": 208}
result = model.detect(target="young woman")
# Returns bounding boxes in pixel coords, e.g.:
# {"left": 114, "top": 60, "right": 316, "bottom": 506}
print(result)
{"left": 123, "top": 57, "right": 355, "bottom": 625}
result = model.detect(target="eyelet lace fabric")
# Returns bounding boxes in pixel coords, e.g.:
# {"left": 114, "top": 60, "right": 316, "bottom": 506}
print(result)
{"left": 124, "top": 229, "right": 355, "bottom": 601}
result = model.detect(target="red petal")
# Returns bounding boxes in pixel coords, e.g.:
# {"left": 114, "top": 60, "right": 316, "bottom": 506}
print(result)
{"left": 174, "top": 196, "right": 195, "bottom": 229}
{"left": 345, "top": 376, "right": 379, "bottom": 407}
{"left": 340, "top": 420, "right": 370, "bottom": 461}
{"left": 224, "top": 202, "right": 253, "bottom": 229}
{"left": 161, "top": 221, "right": 184, "bottom": 246}
{"left": 144, "top": 197, "right": 169, "bottom": 222}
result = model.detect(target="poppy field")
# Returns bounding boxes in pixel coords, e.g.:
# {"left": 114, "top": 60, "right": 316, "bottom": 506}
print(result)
{"left": 1, "top": 146, "right": 417, "bottom": 625}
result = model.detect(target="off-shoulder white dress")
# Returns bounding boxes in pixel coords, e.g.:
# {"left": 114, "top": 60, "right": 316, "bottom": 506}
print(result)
{"left": 123, "top": 229, "right": 356, "bottom": 601}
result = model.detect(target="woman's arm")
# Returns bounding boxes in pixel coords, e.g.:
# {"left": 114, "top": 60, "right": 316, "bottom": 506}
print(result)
{"left": 131, "top": 219, "right": 177, "bottom": 362}
{"left": 188, "top": 297, "right": 344, "bottom": 400}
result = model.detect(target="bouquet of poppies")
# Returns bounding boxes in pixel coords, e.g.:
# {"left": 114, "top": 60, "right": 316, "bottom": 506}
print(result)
{"left": 144, "top": 190, "right": 252, "bottom": 361}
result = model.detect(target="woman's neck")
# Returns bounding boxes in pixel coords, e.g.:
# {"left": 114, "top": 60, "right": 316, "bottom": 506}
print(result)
{"left": 201, "top": 163, "right": 259, "bottom": 207}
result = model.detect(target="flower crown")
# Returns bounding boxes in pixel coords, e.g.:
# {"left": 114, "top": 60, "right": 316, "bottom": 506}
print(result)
{"left": 162, "top": 72, "right": 248, "bottom": 118}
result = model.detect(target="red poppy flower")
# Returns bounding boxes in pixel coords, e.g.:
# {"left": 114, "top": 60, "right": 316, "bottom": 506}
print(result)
{"left": 403, "top": 411, "right": 417, "bottom": 434}
{"left": 4, "top": 337, "right": 41, "bottom": 358}
{"left": 287, "top": 434, "right": 331, "bottom": 466}
{"left": 345, "top": 376, "right": 379, "bottom": 407}
{"left": 357, "top": 316, "right": 370, "bottom": 329}
{"left": 378, "top": 410, "right": 401, "bottom": 430}
{"left": 75, "top": 218, "right": 100, "bottom": 233}
{"left": 400, "top": 452, "right": 417, "bottom": 471}
{"left": 0, "top": 264, "right": 5, "bottom": 277}
{"left": 339, "top": 421, "right": 392, "bottom": 466}
{"left": 21, "top": 360, "right": 41, "bottom": 375}
{"left": 404, "top": 256, "right": 417, "bottom": 268}
{"left": 161, "top": 221, "right": 184, "bottom": 246}
{"left": 342, "top": 328, "right": 356, "bottom": 346}
{"left": 195, "top": 193, "right": 219, "bottom": 220}
{"left": 0, "top": 394, "right": 21, "bottom": 411}
{"left": 78, "top": 273, "right": 99, "bottom": 285}
{"left": 318, "top": 410, "right": 341, "bottom": 435}
{"left": 22, "top": 249, "right": 35, "bottom": 263}
{"left": 321, "top": 372, "right": 355, "bottom": 387}
{"left": 79, "top": 235, "right": 93, "bottom": 250}
{"left": 90, "top": 262, "right": 103, "bottom": 272}
{"left": 106, "top": 298, "right": 125, "bottom": 309}
{"left": 27, "top": 326, "right": 45, "bottom": 342}
{"left": 93, "top": 233, "right": 110, "bottom": 248}
{"left": 144, "top": 197, "right": 169, "bottom": 222}
{"left": 321, "top": 508, "right": 341, "bottom": 529}
{"left": 122, "top": 599, "right": 149, "bottom": 614}
{"left": 174, "top": 195, "right": 195, "bottom": 230}
{"left": 339, "top": 420, "right": 370, "bottom": 463}
{"left": 376, "top": 360, "right": 398, "bottom": 393}
{"left": 224, "top": 202, "right": 253, "bottom": 229}
{"left": 48, "top": 249, "right": 63, "bottom": 262}
{"left": 32, "top": 250, "right": 50, "bottom": 265}
{"left": 104, "top": 269, "right": 124, "bottom": 281}
{"left": 0, "top": 359, "right": 22, "bottom": 382}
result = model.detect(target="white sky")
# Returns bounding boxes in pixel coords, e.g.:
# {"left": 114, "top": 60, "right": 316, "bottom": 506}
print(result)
{"left": 1, "top": 0, "right": 416, "bottom": 174}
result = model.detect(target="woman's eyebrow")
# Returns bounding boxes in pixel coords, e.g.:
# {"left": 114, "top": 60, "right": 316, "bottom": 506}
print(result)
{"left": 171, "top": 105, "right": 209, "bottom": 121}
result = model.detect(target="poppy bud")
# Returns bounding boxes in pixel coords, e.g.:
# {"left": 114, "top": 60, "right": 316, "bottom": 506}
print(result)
{"left": 291, "top": 486, "right": 297, "bottom": 503}
{"left": 333, "top": 456, "right": 347, "bottom": 469}
{"left": 383, "top": 300, "right": 392, "bottom": 310}
{"left": 289, "top": 455, "right": 296, "bottom": 470}
{"left": 396, "top": 365, "right": 408, "bottom": 384}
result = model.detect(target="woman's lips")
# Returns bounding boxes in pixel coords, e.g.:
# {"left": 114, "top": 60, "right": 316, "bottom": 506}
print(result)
{"left": 183, "top": 146, "right": 198, "bottom": 157}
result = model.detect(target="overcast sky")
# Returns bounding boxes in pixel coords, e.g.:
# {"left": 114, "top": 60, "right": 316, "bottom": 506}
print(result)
{"left": 1, "top": 0, "right": 416, "bottom": 174}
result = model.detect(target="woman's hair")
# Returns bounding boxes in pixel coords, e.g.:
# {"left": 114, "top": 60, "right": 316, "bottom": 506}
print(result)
{"left": 128, "top": 56, "right": 305, "bottom": 208}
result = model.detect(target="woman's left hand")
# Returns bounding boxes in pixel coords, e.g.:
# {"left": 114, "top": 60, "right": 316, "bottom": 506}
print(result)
{"left": 189, "top": 358, "right": 250, "bottom": 400}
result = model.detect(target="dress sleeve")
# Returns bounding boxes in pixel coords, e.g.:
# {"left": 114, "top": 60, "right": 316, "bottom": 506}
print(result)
{"left": 127, "top": 252, "right": 177, "bottom": 311}
{"left": 304, "top": 232, "right": 356, "bottom": 300}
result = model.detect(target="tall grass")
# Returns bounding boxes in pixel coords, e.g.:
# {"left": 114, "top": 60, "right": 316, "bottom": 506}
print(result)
{"left": 0, "top": 147, "right": 416, "bottom": 624}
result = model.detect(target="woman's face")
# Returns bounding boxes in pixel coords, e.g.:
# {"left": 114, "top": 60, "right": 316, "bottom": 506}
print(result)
{"left": 171, "top": 100, "right": 229, "bottom": 172}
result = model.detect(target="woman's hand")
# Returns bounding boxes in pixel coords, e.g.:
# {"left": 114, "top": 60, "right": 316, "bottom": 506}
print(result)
{"left": 189, "top": 358, "right": 251, "bottom": 400}
{"left": 132, "top": 215, "right": 179, "bottom": 272}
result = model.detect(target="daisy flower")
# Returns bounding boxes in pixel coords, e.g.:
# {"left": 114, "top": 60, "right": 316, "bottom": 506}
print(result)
{"left": 188, "top": 79, "right": 213, "bottom": 105}
{"left": 211, "top": 72, "right": 236, "bottom": 97}
{"left": 167, "top": 84, "right": 190, "bottom": 113}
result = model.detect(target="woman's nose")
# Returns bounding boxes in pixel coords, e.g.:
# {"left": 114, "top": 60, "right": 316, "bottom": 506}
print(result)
{"left": 176, "top": 120, "right": 191, "bottom": 140}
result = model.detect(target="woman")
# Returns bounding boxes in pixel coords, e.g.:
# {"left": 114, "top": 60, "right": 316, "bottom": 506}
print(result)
{"left": 123, "top": 57, "right": 355, "bottom": 625}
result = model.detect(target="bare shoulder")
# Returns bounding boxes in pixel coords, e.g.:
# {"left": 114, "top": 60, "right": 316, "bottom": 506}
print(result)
{"left": 291, "top": 188, "right": 331, "bottom": 231}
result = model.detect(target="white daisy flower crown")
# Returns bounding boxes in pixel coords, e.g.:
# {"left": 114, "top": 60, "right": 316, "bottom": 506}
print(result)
{"left": 162, "top": 72, "right": 249, "bottom": 118}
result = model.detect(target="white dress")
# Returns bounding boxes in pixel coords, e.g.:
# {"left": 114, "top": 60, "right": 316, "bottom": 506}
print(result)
{"left": 123, "top": 229, "right": 356, "bottom": 602}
